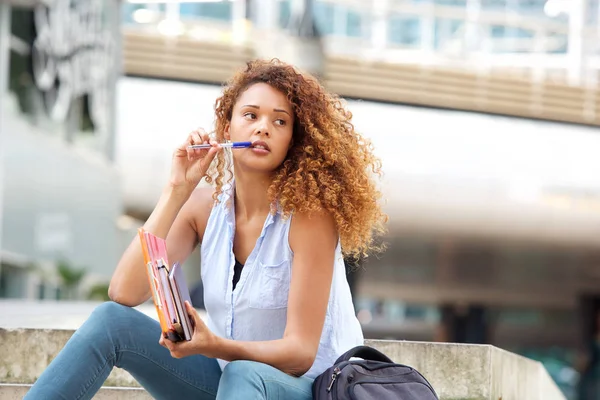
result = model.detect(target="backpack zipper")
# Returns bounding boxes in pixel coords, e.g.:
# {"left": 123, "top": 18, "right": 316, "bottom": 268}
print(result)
{"left": 326, "top": 367, "right": 342, "bottom": 392}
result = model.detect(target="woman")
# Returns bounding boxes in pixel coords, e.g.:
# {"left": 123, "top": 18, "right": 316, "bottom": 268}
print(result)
{"left": 25, "top": 59, "right": 386, "bottom": 400}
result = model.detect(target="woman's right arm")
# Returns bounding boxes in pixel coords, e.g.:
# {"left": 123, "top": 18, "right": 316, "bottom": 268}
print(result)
{"left": 108, "top": 187, "right": 200, "bottom": 306}
{"left": 108, "top": 128, "right": 220, "bottom": 306}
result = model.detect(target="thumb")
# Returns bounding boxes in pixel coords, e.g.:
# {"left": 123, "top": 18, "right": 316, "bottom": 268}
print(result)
{"left": 185, "top": 301, "right": 202, "bottom": 326}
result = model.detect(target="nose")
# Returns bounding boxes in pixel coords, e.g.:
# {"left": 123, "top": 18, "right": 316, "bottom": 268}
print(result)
{"left": 256, "top": 123, "right": 270, "bottom": 137}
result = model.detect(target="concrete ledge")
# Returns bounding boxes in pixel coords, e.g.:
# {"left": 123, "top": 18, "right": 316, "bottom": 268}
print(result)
{"left": 365, "top": 339, "right": 565, "bottom": 400}
{"left": 0, "top": 328, "right": 141, "bottom": 388}
{"left": 0, "top": 301, "right": 565, "bottom": 400}
{"left": 0, "top": 328, "right": 565, "bottom": 400}
{"left": 0, "top": 383, "right": 151, "bottom": 400}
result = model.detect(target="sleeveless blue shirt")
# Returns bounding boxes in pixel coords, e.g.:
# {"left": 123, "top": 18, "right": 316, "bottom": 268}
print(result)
{"left": 200, "top": 183, "right": 364, "bottom": 379}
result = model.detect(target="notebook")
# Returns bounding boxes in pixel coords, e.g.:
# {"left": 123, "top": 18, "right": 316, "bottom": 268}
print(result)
{"left": 138, "top": 228, "right": 194, "bottom": 342}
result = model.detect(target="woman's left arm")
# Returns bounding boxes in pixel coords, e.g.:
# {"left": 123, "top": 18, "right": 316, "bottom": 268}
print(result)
{"left": 161, "top": 210, "right": 337, "bottom": 376}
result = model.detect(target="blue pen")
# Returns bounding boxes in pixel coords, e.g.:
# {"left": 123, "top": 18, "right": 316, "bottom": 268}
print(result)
{"left": 187, "top": 141, "right": 252, "bottom": 149}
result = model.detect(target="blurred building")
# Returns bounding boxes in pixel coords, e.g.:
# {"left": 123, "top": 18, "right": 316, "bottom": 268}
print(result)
{"left": 0, "top": 0, "right": 123, "bottom": 299}
{"left": 1, "top": 0, "right": 599, "bottom": 397}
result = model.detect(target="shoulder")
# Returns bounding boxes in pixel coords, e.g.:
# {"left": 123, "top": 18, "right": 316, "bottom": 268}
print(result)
{"left": 183, "top": 186, "right": 217, "bottom": 240}
{"left": 188, "top": 185, "right": 216, "bottom": 208}
{"left": 289, "top": 209, "right": 337, "bottom": 254}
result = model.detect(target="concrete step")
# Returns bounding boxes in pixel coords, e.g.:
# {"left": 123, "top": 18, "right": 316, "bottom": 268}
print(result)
{"left": 365, "top": 339, "right": 565, "bottom": 400}
{"left": 0, "top": 300, "right": 566, "bottom": 400}
{"left": 0, "top": 383, "right": 151, "bottom": 399}
{"left": 0, "top": 327, "right": 142, "bottom": 389}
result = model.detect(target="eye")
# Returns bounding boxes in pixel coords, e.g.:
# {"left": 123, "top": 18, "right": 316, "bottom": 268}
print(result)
{"left": 243, "top": 112, "right": 256, "bottom": 119}
{"left": 274, "top": 119, "right": 286, "bottom": 126}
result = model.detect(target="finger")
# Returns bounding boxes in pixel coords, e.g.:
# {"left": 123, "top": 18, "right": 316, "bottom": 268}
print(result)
{"left": 175, "top": 135, "right": 192, "bottom": 157}
{"left": 166, "top": 343, "right": 179, "bottom": 358}
{"left": 190, "top": 147, "right": 218, "bottom": 178}
{"left": 192, "top": 130, "right": 204, "bottom": 145}
{"left": 161, "top": 337, "right": 174, "bottom": 352}
{"left": 198, "top": 130, "right": 215, "bottom": 153}
{"left": 170, "top": 345, "right": 187, "bottom": 359}
{"left": 172, "top": 338, "right": 191, "bottom": 353}
{"left": 186, "top": 133, "right": 203, "bottom": 160}
{"left": 195, "top": 128, "right": 213, "bottom": 147}
{"left": 197, "top": 128, "right": 210, "bottom": 143}
{"left": 164, "top": 338, "right": 177, "bottom": 353}
{"left": 189, "top": 146, "right": 216, "bottom": 164}
{"left": 184, "top": 133, "right": 196, "bottom": 160}
{"left": 205, "top": 145, "right": 220, "bottom": 162}
{"left": 189, "top": 129, "right": 213, "bottom": 159}
{"left": 164, "top": 338, "right": 190, "bottom": 359}
{"left": 192, "top": 131, "right": 205, "bottom": 156}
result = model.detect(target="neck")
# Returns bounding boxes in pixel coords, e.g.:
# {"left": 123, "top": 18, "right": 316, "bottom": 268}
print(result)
{"left": 233, "top": 170, "right": 272, "bottom": 221}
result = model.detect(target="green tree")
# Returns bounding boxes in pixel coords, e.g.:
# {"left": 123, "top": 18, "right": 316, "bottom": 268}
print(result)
{"left": 56, "top": 260, "right": 87, "bottom": 300}
{"left": 87, "top": 283, "right": 111, "bottom": 302}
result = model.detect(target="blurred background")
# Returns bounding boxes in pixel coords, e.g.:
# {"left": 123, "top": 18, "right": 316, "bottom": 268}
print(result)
{"left": 2, "top": 0, "right": 600, "bottom": 398}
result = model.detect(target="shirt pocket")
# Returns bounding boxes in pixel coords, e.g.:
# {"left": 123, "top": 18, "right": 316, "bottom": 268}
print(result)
{"left": 249, "top": 259, "right": 291, "bottom": 309}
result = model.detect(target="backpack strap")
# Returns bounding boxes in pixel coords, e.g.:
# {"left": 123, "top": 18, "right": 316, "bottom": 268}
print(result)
{"left": 335, "top": 345, "right": 394, "bottom": 364}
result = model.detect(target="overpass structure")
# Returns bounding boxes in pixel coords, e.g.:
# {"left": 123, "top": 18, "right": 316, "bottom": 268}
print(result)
{"left": 121, "top": 0, "right": 600, "bottom": 126}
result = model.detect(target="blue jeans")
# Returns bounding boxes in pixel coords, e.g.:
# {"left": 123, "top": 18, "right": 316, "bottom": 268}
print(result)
{"left": 24, "top": 302, "right": 314, "bottom": 400}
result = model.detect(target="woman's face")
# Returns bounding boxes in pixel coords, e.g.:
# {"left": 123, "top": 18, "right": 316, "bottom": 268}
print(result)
{"left": 225, "top": 82, "right": 294, "bottom": 174}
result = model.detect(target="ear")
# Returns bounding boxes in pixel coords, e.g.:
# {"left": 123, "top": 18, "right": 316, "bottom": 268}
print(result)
{"left": 224, "top": 123, "right": 231, "bottom": 141}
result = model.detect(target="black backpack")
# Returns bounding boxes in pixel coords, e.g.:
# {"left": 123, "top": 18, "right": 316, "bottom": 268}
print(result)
{"left": 312, "top": 345, "right": 439, "bottom": 400}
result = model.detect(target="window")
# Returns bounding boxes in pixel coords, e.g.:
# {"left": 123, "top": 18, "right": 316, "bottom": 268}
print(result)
{"left": 180, "top": 2, "right": 232, "bottom": 21}
{"left": 482, "top": 0, "right": 507, "bottom": 8}
{"left": 346, "top": 10, "right": 363, "bottom": 38}
{"left": 278, "top": 0, "right": 291, "bottom": 29}
{"left": 389, "top": 17, "right": 421, "bottom": 46}
{"left": 0, "top": 263, "right": 28, "bottom": 298}
{"left": 435, "top": 19, "right": 462, "bottom": 48}
{"left": 314, "top": 2, "right": 335, "bottom": 35}
{"left": 433, "top": 0, "right": 466, "bottom": 5}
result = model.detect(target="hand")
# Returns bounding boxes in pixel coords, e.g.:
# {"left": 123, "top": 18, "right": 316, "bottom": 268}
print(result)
{"left": 169, "top": 128, "right": 221, "bottom": 193}
{"left": 159, "top": 301, "right": 219, "bottom": 359}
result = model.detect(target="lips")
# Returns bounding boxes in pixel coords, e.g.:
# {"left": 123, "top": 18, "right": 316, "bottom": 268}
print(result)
{"left": 250, "top": 140, "right": 270, "bottom": 151}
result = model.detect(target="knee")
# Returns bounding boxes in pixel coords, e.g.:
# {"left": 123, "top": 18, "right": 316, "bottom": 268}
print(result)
{"left": 92, "top": 300, "right": 133, "bottom": 317}
{"left": 67, "top": 302, "right": 133, "bottom": 346}
{"left": 223, "top": 360, "right": 263, "bottom": 377}
{"left": 218, "top": 361, "right": 268, "bottom": 398}
{"left": 221, "top": 361, "right": 267, "bottom": 388}
{"left": 89, "top": 301, "right": 135, "bottom": 328}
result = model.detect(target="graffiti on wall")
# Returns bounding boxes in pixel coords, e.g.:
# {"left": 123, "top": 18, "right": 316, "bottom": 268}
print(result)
{"left": 31, "top": 0, "right": 116, "bottom": 132}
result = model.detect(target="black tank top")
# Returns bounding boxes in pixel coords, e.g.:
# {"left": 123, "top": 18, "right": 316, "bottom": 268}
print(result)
{"left": 232, "top": 259, "right": 244, "bottom": 290}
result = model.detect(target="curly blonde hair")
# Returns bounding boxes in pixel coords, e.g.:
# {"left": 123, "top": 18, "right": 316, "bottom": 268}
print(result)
{"left": 206, "top": 59, "right": 387, "bottom": 258}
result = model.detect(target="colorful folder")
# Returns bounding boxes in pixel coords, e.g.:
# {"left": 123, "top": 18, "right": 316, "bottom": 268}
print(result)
{"left": 138, "top": 228, "right": 193, "bottom": 342}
